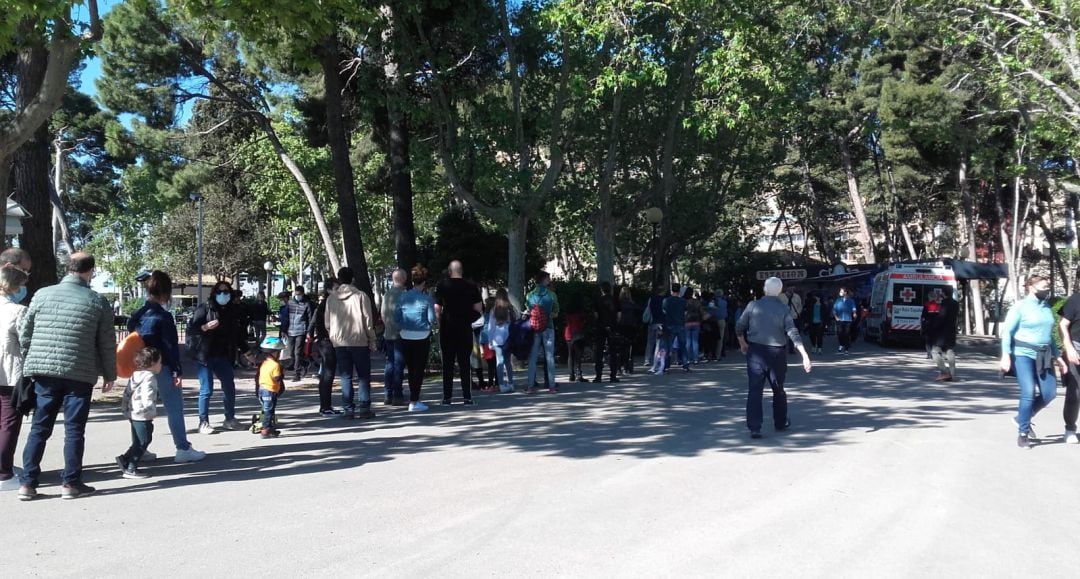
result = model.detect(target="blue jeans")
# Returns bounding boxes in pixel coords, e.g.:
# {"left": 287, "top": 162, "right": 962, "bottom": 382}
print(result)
{"left": 197, "top": 356, "right": 236, "bottom": 423}
{"left": 1015, "top": 355, "right": 1057, "bottom": 435}
{"left": 644, "top": 323, "right": 663, "bottom": 365}
{"left": 686, "top": 326, "right": 701, "bottom": 363}
{"left": 746, "top": 343, "right": 788, "bottom": 432}
{"left": 258, "top": 389, "right": 279, "bottom": 430}
{"left": 528, "top": 328, "right": 557, "bottom": 387}
{"left": 664, "top": 326, "right": 689, "bottom": 368}
{"left": 19, "top": 377, "right": 93, "bottom": 486}
{"left": 383, "top": 338, "right": 405, "bottom": 400}
{"left": 156, "top": 365, "right": 191, "bottom": 451}
{"left": 494, "top": 344, "right": 513, "bottom": 390}
{"left": 336, "top": 346, "right": 372, "bottom": 413}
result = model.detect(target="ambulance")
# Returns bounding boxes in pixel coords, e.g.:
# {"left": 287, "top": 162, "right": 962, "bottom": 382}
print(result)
{"left": 865, "top": 262, "right": 958, "bottom": 345}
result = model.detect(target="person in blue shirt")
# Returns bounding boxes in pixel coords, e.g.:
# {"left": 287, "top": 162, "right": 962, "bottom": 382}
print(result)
{"left": 808, "top": 295, "right": 825, "bottom": 354}
{"left": 832, "top": 288, "right": 857, "bottom": 354}
{"left": 396, "top": 265, "right": 438, "bottom": 412}
{"left": 662, "top": 284, "right": 690, "bottom": 372}
{"left": 714, "top": 293, "right": 729, "bottom": 358}
{"left": 1000, "top": 275, "right": 1067, "bottom": 449}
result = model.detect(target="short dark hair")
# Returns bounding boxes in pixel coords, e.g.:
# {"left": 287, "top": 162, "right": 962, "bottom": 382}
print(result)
{"left": 337, "top": 267, "right": 354, "bottom": 285}
{"left": 145, "top": 270, "right": 172, "bottom": 299}
{"left": 67, "top": 253, "right": 95, "bottom": 274}
{"left": 0, "top": 248, "right": 29, "bottom": 268}
{"left": 535, "top": 271, "right": 550, "bottom": 284}
{"left": 671, "top": 283, "right": 680, "bottom": 294}
{"left": 411, "top": 264, "right": 428, "bottom": 286}
{"left": 135, "top": 347, "right": 162, "bottom": 370}
{"left": 212, "top": 281, "right": 232, "bottom": 294}
{"left": 294, "top": 285, "right": 305, "bottom": 294}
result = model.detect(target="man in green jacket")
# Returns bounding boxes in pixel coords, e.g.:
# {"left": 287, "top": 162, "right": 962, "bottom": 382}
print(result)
{"left": 17, "top": 253, "right": 116, "bottom": 501}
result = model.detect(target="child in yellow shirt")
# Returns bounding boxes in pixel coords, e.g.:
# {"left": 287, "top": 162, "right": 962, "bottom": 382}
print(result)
{"left": 257, "top": 337, "right": 287, "bottom": 438}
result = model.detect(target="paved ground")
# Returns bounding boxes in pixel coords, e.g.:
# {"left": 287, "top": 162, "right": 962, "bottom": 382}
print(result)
{"left": 2, "top": 338, "right": 1079, "bottom": 577}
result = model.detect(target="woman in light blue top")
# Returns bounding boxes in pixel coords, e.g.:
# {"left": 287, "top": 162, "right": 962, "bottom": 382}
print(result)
{"left": 485, "top": 289, "right": 515, "bottom": 393}
{"left": 999, "top": 275, "right": 1067, "bottom": 448}
{"left": 396, "top": 265, "right": 438, "bottom": 412}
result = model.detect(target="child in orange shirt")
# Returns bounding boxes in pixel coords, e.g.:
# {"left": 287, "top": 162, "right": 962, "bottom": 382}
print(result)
{"left": 257, "top": 337, "right": 287, "bottom": 439}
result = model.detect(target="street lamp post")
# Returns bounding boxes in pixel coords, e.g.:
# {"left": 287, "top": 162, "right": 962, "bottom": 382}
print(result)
{"left": 190, "top": 193, "right": 204, "bottom": 304}
{"left": 645, "top": 207, "right": 664, "bottom": 288}
{"left": 263, "top": 260, "right": 274, "bottom": 297}
{"left": 290, "top": 227, "right": 304, "bottom": 291}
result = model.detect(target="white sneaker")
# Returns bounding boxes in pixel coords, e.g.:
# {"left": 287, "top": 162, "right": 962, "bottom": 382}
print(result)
{"left": 0, "top": 477, "right": 21, "bottom": 491}
{"left": 141, "top": 451, "right": 157, "bottom": 462}
{"left": 174, "top": 447, "right": 207, "bottom": 463}
{"left": 221, "top": 418, "right": 243, "bottom": 431}
{"left": 1066, "top": 430, "right": 1080, "bottom": 444}
{"left": 198, "top": 421, "right": 214, "bottom": 435}
{"left": 408, "top": 401, "right": 429, "bottom": 412}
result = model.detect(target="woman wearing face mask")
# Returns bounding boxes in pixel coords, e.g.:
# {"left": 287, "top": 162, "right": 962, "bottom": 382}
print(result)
{"left": 0, "top": 265, "right": 28, "bottom": 489}
{"left": 1000, "top": 275, "right": 1068, "bottom": 449}
{"left": 187, "top": 281, "right": 255, "bottom": 434}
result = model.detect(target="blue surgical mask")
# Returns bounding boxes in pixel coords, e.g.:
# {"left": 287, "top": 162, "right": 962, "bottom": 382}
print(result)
{"left": 215, "top": 292, "right": 232, "bottom": 306}
{"left": 9, "top": 287, "right": 26, "bottom": 303}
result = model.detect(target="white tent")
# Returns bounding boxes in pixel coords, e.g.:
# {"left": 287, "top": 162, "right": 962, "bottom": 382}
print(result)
{"left": 6, "top": 198, "right": 30, "bottom": 236}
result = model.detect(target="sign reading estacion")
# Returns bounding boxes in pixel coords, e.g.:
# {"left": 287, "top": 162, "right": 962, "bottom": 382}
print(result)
{"left": 756, "top": 269, "right": 807, "bottom": 281}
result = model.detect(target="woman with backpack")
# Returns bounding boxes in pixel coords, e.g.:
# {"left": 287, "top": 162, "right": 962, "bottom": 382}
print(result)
{"left": 127, "top": 271, "right": 206, "bottom": 464}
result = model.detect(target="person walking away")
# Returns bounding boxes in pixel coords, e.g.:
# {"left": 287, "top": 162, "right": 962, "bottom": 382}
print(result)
{"left": 930, "top": 292, "right": 959, "bottom": 381}
{"left": 326, "top": 267, "right": 378, "bottom": 419}
{"left": 251, "top": 292, "right": 270, "bottom": 343}
{"left": 564, "top": 295, "right": 587, "bottom": 383}
{"left": 617, "top": 286, "right": 638, "bottom": 374}
{"left": 662, "top": 284, "right": 690, "bottom": 372}
{"left": 485, "top": 289, "right": 516, "bottom": 393}
{"left": 397, "top": 265, "right": 438, "bottom": 411}
{"left": 0, "top": 265, "right": 28, "bottom": 489}
{"left": 593, "top": 281, "right": 620, "bottom": 383}
{"left": 1000, "top": 275, "right": 1066, "bottom": 449}
{"left": 736, "top": 277, "right": 813, "bottom": 439}
{"left": 808, "top": 296, "right": 825, "bottom": 354}
{"left": 127, "top": 271, "right": 205, "bottom": 463}
{"left": 715, "top": 293, "right": 729, "bottom": 358}
{"left": 381, "top": 269, "right": 407, "bottom": 406}
{"left": 309, "top": 278, "right": 341, "bottom": 415}
{"left": 256, "top": 336, "right": 287, "bottom": 438}
{"left": 116, "top": 347, "right": 163, "bottom": 479}
{"left": 650, "top": 325, "right": 668, "bottom": 375}
{"left": 526, "top": 271, "right": 560, "bottom": 394}
{"left": 189, "top": 281, "right": 255, "bottom": 434}
{"left": 435, "top": 261, "right": 483, "bottom": 405}
{"left": 783, "top": 289, "right": 804, "bottom": 354}
{"left": 833, "top": 288, "right": 856, "bottom": 355}
{"left": 685, "top": 289, "right": 703, "bottom": 365}
{"left": 17, "top": 253, "right": 116, "bottom": 501}
{"left": 1059, "top": 277, "right": 1080, "bottom": 444}
{"left": 643, "top": 285, "right": 665, "bottom": 367}
{"left": 481, "top": 297, "right": 498, "bottom": 390}
{"left": 471, "top": 304, "right": 490, "bottom": 391}
{"left": 283, "top": 286, "right": 312, "bottom": 381}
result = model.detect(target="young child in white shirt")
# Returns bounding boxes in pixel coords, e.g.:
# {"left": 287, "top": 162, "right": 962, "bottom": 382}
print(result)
{"left": 117, "top": 347, "right": 162, "bottom": 479}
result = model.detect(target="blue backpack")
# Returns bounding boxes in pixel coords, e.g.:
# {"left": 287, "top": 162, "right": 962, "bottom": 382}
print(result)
{"left": 508, "top": 319, "right": 534, "bottom": 361}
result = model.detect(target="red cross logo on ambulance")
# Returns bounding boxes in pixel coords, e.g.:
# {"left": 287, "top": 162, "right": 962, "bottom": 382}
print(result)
{"left": 899, "top": 287, "right": 916, "bottom": 303}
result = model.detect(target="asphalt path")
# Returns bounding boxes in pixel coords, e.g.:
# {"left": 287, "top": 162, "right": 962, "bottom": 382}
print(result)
{"left": 1, "top": 339, "right": 1078, "bottom": 577}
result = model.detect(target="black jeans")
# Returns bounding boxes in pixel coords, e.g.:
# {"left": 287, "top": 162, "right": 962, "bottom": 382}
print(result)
{"left": 1065, "top": 351, "right": 1080, "bottom": 431}
{"left": 440, "top": 327, "right": 473, "bottom": 402}
{"left": 316, "top": 338, "right": 336, "bottom": 411}
{"left": 618, "top": 325, "right": 637, "bottom": 372}
{"left": 837, "top": 322, "right": 852, "bottom": 350}
{"left": 594, "top": 328, "right": 618, "bottom": 380}
{"left": 745, "top": 343, "right": 788, "bottom": 432}
{"left": 287, "top": 335, "right": 307, "bottom": 374}
{"left": 809, "top": 323, "right": 824, "bottom": 349}
{"left": 402, "top": 337, "right": 431, "bottom": 402}
{"left": 568, "top": 337, "right": 585, "bottom": 379}
{"left": 120, "top": 420, "right": 154, "bottom": 470}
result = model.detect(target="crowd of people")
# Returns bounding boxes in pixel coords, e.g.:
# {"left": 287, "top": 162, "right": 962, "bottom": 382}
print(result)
{"left": 9, "top": 248, "right": 1080, "bottom": 499}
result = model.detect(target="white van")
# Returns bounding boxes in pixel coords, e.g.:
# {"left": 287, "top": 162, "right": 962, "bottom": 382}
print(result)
{"left": 865, "top": 262, "right": 958, "bottom": 345}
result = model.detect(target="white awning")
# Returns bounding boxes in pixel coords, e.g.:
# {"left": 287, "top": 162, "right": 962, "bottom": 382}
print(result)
{"left": 6, "top": 198, "right": 31, "bottom": 236}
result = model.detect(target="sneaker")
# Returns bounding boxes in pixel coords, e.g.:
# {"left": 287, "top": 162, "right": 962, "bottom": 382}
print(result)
{"left": 391, "top": 397, "right": 408, "bottom": 407}
{"left": 408, "top": 401, "right": 429, "bottom": 412}
{"left": 683, "top": 366, "right": 691, "bottom": 372}
{"left": 221, "top": 418, "right": 244, "bottom": 431}
{"left": 463, "top": 399, "right": 477, "bottom": 406}
{"left": 319, "top": 408, "right": 343, "bottom": 417}
{"left": 837, "top": 346, "right": 843, "bottom": 353}
{"left": 591, "top": 377, "right": 603, "bottom": 383}
{"left": 776, "top": 419, "right": 791, "bottom": 432}
{"left": 174, "top": 447, "right": 207, "bottom": 463}
{"left": 354, "top": 409, "right": 377, "bottom": 419}
{"left": 122, "top": 468, "right": 149, "bottom": 480}
{"left": 441, "top": 399, "right": 453, "bottom": 405}
{"left": 18, "top": 485, "right": 36, "bottom": 501}
{"left": 383, "top": 397, "right": 393, "bottom": 406}
{"left": 610, "top": 377, "right": 620, "bottom": 383}
{"left": 750, "top": 431, "right": 763, "bottom": 439}
{"left": 141, "top": 451, "right": 157, "bottom": 462}
{"left": 1065, "top": 430, "right": 1080, "bottom": 444}
{"left": 61, "top": 481, "right": 96, "bottom": 500}
{"left": 115, "top": 455, "right": 128, "bottom": 472}
{"left": 1013, "top": 416, "right": 1036, "bottom": 439}
{"left": 577, "top": 376, "right": 589, "bottom": 383}
{"left": 524, "top": 387, "right": 538, "bottom": 395}
{"left": 499, "top": 386, "right": 515, "bottom": 394}
{"left": 198, "top": 421, "right": 214, "bottom": 435}
{"left": 1018, "top": 434, "right": 1031, "bottom": 449}
{"left": 548, "top": 387, "right": 558, "bottom": 394}
{"left": 260, "top": 428, "right": 281, "bottom": 439}
{"left": 0, "top": 477, "right": 20, "bottom": 492}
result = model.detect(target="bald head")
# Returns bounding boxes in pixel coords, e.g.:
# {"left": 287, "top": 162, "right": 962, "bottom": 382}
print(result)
{"left": 67, "top": 252, "right": 96, "bottom": 282}
{"left": 391, "top": 268, "right": 407, "bottom": 287}
{"left": 449, "top": 260, "right": 463, "bottom": 278}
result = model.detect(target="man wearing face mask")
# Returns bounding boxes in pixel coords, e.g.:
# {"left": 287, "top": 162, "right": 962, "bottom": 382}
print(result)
{"left": 283, "top": 286, "right": 312, "bottom": 381}
{"left": 832, "top": 288, "right": 856, "bottom": 355}
{"left": 0, "top": 248, "right": 31, "bottom": 303}
{"left": 188, "top": 281, "right": 255, "bottom": 434}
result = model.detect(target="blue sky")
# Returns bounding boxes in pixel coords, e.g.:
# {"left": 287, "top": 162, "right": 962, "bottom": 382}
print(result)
{"left": 76, "top": 0, "right": 121, "bottom": 99}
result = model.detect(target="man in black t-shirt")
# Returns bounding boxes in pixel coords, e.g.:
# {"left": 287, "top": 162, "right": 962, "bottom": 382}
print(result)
{"left": 593, "top": 281, "right": 619, "bottom": 383}
{"left": 435, "top": 260, "right": 483, "bottom": 405}
{"left": 1058, "top": 289, "right": 1080, "bottom": 443}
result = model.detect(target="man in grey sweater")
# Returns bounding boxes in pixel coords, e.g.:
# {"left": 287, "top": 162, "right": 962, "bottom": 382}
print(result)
{"left": 735, "top": 277, "right": 812, "bottom": 439}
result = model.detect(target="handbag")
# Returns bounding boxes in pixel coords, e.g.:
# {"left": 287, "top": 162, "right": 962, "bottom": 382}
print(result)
{"left": 11, "top": 377, "right": 36, "bottom": 417}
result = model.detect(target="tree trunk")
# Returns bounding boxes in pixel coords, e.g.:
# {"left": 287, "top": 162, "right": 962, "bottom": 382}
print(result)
{"left": 0, "top": 156, "right": 10, "bottom": 241}
{"left": 870, "top": 133, "right": 894, "bottom": 261}
{"left": 381, "top": 4, "right": 417, "bottom": 270}
{"left": 593, "top": 84, "right": 623, "bottom": 286}
{"left": 594, "top": 213, "right": 615, "bottom": 285}
{"left": 507, "top": 215, "right": 528, "bottom": 312}
{"left": 958, "top": 155, "right": 986, "bottom": 334}
{"left": 799, "top": 153, "right": 838, "bottom": 263}
{"left": 50, "top": 136, "right": 74, "bottom": 258}
{"left": 320, "top": 37, "right": 372, "bottom": 295}
{"left": 838, "top": 132, "right": 876, "bottom": 263}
